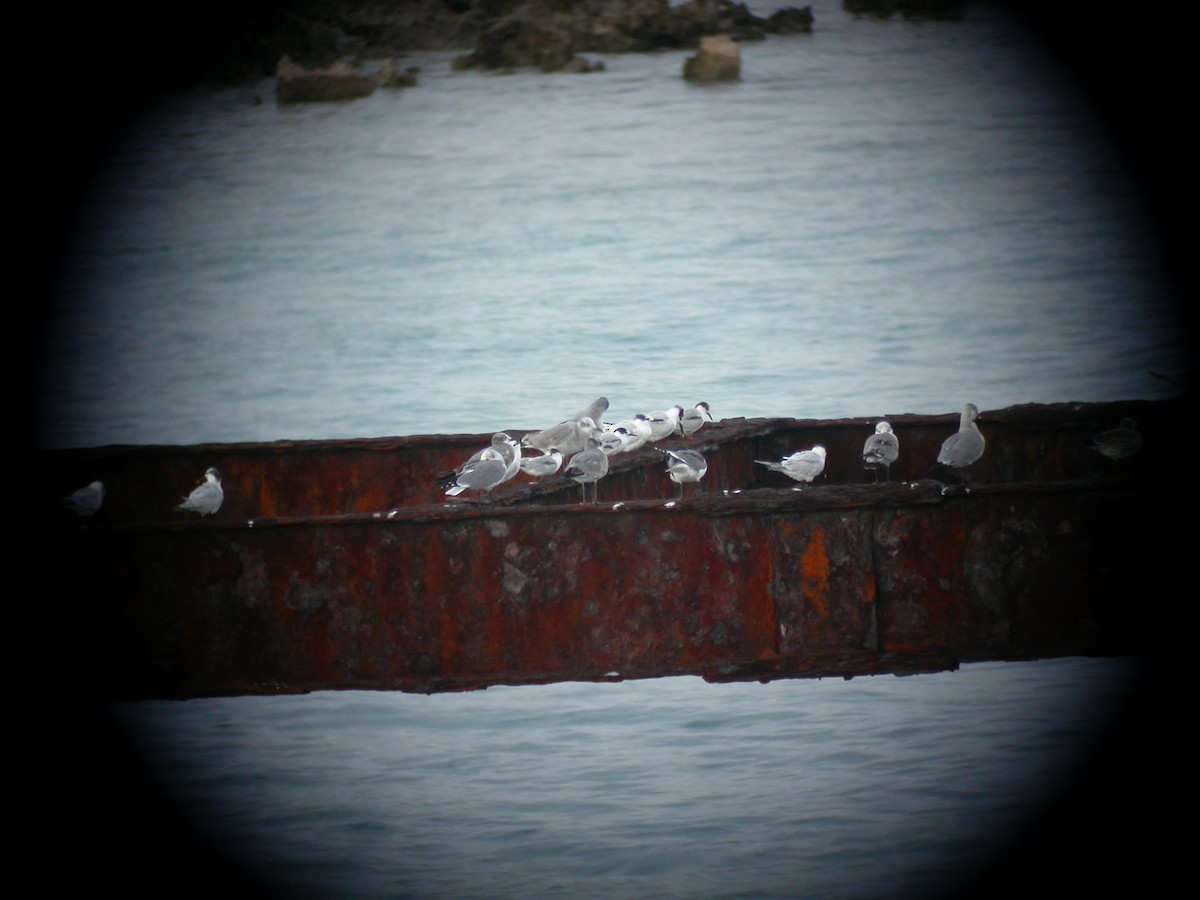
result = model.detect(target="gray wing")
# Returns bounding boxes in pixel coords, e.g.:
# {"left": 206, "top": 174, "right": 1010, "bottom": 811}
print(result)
{"left": 566, "top": 448, "right": 609, "bottom": 482}
{"left": 668, "top": 449, "right": 707, "bottom": 470}
{"left": 938, "top": 431, "right": 984, "bottom": 467}
{"left": 863, "top": 433, "right": 899, "bottom": 465}
{"left": 454, "top": 456, "right": 508, "bottom": 491}
{"left": 64, "top": 482, "right": 104, "bottom": 515}
{"left": 179, "top": 482, "right": 223, "bottom": 513}
{"left": 520, "top": 451, "right": 562, "bottom": 476}
{"left": 572, "top": 397, "right": 609, "bottom": 423}
{"left": 783, "top": 451, "right": 824, "bottom": 481}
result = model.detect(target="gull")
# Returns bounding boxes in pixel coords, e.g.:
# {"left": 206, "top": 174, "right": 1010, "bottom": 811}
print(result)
{"left": 681, "top": 402, "right": 714, "bottom": 439}
{"left": 937, "top": 403, "right": 986, "bottom": 475}
{"left": 442, "top": 433, "right": 521, "bottom": 488}
{"left": 660, "top": 448, "right": 708, "bottom": 498}
{"left": 564, "top": 439, "right": 609, "bottom": 504}
{"left": 519, "top": 449, "right": 564, "bottom": 477}
{"left": 495, "top": 432, "right": 522, "bottom": 483}
{"left": 63, "top": 481, "right": 104, "bottom": 516}
{"left": 444, "top": 448, "right": 508, "bottom": 501}
{"left": 643, "top": 405, "right": 685, "bottom": 443}
{"left": 1087, "top": 418, "right": 1141, "bottom": 460}
{"left": 522, "top": 416, "right": 601, "bottom": 457}
{"left": 571, "top": 397, "right": 609, "bottom": 424}
{"left": 177, "top": 467, "right": 223, "bottom": 516}
{"left": 863, "top": 421, "right": 900, "bottom": 482}
{"left": 756, "top": 445, "right": 827, "bottom": 485}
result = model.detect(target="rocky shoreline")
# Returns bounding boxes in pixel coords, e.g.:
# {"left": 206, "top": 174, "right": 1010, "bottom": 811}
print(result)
{"left": 448, "top": 1, "right": 815, "bottom": 74}
{"left": 264, "top": 0, "right": 828, "bottom": 101}
{"left": 145, "top": 0, "right": 985, "bottom": 101}
{"left": 198, "top": 1, "right": 826, "bottom": 89}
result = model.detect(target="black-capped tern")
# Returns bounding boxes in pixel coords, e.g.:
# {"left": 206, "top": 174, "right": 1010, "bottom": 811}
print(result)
{"left": 756, "top": 446, "right": 827, "bottom": 484}
{"left": 177, "top": 467, "right": 223, "bottom": 516}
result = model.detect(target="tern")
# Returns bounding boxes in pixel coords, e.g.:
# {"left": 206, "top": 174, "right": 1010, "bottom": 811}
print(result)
{"left": 660, "top": 448, "right": 708, "bottom": 498}
{"left": 643, "top": 406, "right": 685, "bottom": 442}
{"left": 608, "top": 416, "right": 652, "bottom": 453}
{"left": 1087, "top": 418, "right": 1141, "bottom": 460}
{"left": 177, "top": 467, "right": 223, "bottom": 516}
{"left": 598, "top": 428, "right": 631, "bottom": 456}
{"left": 63, "top": 481, "right": 105, "bottom": 516}
{"left": 519, "top": 449, "right": 564, "bottom": 477}
{"left": 756, "top": 446, "right": 827, "bottom": 484}
{"left": 681, "top": 402, "right": 713, "bottom": 439}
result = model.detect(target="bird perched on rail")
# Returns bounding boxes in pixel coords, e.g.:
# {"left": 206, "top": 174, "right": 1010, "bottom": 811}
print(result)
{"left": 497, "top": 432, "right": 522, "bottom": 482}
{"left": 642, "top": 405, "right": 686, "bottom": 443}
{"left": 1086, "top": 418, "right": 1141, "bottom": 460}
{"left": 63, "top": 481, "right": 105, "bottom": 516}
{"left": 862, "top": 421, "right": 899, "bottom": 482}
{"left": 660, "top": 448, "right": 708, "bottom": 498}
{"left": 564, "top": 438, "right": 609, "bottom": 504}
{"left": 489, "top": 432, "right": 522, "bottom": 482}
{"left": 441, "top": 433, "right": 522, "bottom": 501}
{"left": 598, "top": 427, "right": 631, "bottom": 456}
{"left": 519, "top": 398, "right": 607, "bottom": 457}
{"left": 519, "top": 448, "right": 564, "bottom": 478}
{"left": 681, "top": 402, "right": 714, "bottom": 439}
{"left": 756, "top": 445, "right": 827, "bottom": 485}
{"left": 443, "top": 448, "right": 508, "bottom": 502}
{"left": 572, "top": 397, "right": 609, "bottom": 424}
{"left": 177, "top": 467, "right": 223, "bottom": 515}
{"left": 522, "top": 416, "right": 601, "bottom": 457}
{"left": 935, "top": 403, "right": 985, "bottom": 479}
{"left": 442, "top": 432, "right": 520, "bottom": 484}
{"left": 605, "top": 416, "right": 652, "bottom": 453}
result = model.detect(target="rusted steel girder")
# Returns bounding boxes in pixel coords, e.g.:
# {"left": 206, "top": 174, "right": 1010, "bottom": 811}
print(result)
{"left": 49, "top": 400, "right": 1165, "bottom": 699}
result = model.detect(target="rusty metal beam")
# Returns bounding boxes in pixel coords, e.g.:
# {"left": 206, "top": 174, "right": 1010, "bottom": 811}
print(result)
{"left": 48, "top": 400, "right": 1165, "bottom": 699}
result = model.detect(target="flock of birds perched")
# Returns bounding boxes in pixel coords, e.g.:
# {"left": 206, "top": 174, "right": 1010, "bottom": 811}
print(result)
{"left": 60, "top": 401, "right": 1143, "bottom": 516}
{"left": 439, "top": 397, "right": 715, "bottom": 504}
{"left": 437, "top": 395, "right": 935, "bottom": 505}
{"left": 436, "top": 397, "right": 1141, "bottom": 506}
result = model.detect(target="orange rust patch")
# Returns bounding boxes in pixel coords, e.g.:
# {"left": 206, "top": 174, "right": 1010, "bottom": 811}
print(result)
{"left": 801, "top": 528, "right": 830, "bottom": 619}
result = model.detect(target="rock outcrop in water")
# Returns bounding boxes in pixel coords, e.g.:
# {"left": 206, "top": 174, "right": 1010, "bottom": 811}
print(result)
{"left": 451, "top": 1, "right": 814, "bottom": 72}
{"left": 275, "top": 55, "right": 419, "bottom": 103}
{"left": 766, "top": 7, "right": 815, "bottom": 32}
{"left": 142, "top": 1, "right": 816, "bottom": 88}
{"left": 683, "top": 34, "right": 742, "bottom": 82}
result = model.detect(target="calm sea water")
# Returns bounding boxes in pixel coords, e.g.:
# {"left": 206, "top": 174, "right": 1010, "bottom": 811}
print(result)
{"left": 44, "top": 1, "right": 1180, "bottom": 448}
{"left": 44, "top": 2, "right": 1176, "bottom": 897}
{"left": 110, "top": 659, "right": 1142, "bottom": 899}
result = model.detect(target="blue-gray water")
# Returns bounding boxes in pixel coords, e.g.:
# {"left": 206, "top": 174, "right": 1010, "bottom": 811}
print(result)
{"left": 43, "top": 1, "right": 1178, "bottom": 897}
{"left": 45, "top": 1, "right": 1181, "bottom": 448}
{"left": 111, "top": 660, "right": 1140, "bottom": 899}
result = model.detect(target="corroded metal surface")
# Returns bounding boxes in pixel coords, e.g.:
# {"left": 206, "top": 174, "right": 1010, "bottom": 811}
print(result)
{"left": 49, "top": 400, "right": 1165, "bottom": 699}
